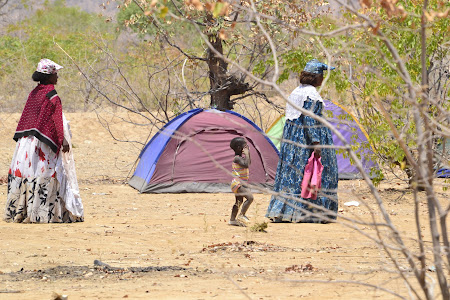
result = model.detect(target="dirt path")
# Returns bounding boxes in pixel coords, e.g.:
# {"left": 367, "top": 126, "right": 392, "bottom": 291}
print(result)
{"left": 0, "top": 113, "right": 447, "bottom": 299}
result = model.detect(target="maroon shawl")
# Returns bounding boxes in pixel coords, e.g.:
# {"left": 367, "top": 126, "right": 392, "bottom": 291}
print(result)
{"left": 13, "top": 84, "right": 64, "bottom": 153}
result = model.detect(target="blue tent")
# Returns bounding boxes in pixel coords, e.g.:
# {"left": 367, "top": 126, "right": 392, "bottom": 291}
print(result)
{"left": 436, "top": 138, "right": 450, "bottom": 178}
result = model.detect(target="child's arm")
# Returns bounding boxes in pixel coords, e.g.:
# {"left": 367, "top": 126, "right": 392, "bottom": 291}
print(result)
{"left": 234, "top": 147, "right": 251, "bottom": 168}
{"left": 243, "top": 144, "right": 251, "bottom": 165}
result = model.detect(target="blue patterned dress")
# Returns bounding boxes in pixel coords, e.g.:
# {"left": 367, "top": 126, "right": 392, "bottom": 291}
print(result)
{"left": 266, "top": 97, "right": 338, "bottom": 223}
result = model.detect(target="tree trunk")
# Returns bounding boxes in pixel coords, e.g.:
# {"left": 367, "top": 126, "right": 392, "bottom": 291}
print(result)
{"left": 206, "top": 34, "right": 250, "bottom": 111}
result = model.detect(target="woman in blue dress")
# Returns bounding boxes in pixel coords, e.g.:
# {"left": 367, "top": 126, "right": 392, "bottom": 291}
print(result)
{"left": 266, "top": 59, "right": 338, "bottom": 223}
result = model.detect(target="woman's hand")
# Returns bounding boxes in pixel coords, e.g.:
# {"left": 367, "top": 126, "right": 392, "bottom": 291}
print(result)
{"left": 312, "top": 142, "right": 321, "bottom": 158}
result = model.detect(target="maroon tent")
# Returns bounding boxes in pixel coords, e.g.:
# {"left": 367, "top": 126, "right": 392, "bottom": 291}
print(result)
{"left": 129, "top": 108, "right": 280, "bottom": 193}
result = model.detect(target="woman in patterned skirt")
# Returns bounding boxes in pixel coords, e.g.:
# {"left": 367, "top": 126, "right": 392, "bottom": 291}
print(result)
{"left": 4, "top": 59, "right": 84, "bottom": 223}
{"left": 266, "top": 59, "right": 338, "bottom": 223}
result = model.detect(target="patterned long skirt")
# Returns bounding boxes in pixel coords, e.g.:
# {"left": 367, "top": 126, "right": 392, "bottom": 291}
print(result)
{"left": 4, "top": 136, "right": 84, "bottom": 223}
{"left": 266, "top": 113, "right": 339, "bottom": 223}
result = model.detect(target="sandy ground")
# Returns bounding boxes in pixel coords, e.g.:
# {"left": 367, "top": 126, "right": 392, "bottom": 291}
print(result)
{"left": 0, "top": 112, "right": 448, "bottom": 300}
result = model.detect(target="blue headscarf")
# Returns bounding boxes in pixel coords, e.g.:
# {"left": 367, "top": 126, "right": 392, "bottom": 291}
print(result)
{"left": 303, "top": 59, "right": 335, "bottom": 75}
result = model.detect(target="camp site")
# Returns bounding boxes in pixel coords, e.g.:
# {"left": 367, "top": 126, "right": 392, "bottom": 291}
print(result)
{"left": 0, "top": 1, "right": 448, "bottom": 299}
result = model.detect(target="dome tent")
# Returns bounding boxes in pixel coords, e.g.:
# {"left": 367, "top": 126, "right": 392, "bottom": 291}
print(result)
{"left": 435, "top": 138, "right": 450, "bottom": 178}
{"left": 266, "top": 100, "right": 379, "bottom": 180}
{"left": 129, "top": 108, "right": 280, "bottom": 193}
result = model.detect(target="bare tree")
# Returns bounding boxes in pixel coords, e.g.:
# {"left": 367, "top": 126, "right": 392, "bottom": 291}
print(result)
{"left": 58, "top": 1, "right": 448, "bottom": 298}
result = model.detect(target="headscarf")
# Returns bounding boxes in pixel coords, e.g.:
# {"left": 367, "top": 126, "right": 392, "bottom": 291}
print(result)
{"left": 303, "top": 59, "right": 335, "bottom": 75}
{"left": 36, "top": 58, "right": 63, "bottom": 74}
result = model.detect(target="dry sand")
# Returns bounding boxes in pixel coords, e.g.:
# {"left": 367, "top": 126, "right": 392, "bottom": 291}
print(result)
{"left": 0, "top": 112, "right": 448, "bottom": 299}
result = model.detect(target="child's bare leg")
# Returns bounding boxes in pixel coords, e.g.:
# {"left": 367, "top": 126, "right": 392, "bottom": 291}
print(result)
{"left": 237, "top": 187, "right": 254, "bottom": 217}
{"left": 230, "top": 196, "right": 243, "bottom": 221}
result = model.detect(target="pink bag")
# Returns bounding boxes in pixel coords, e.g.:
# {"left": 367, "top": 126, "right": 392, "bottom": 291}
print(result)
{"left": 300, "top": 153, "right": 324, "bottom": 200}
